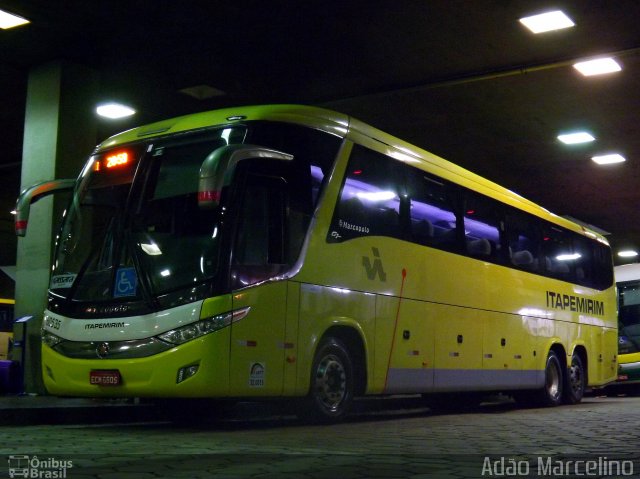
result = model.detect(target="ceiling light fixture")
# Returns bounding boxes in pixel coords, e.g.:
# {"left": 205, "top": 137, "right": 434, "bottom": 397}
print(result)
{"left": 519, "top": 11, "right": 575, "bottom": 33}
{"left": 0, "top": 9, "right": 30, "bottom": 29}
{"left": 573, "top": 58, "right": 622, "bottom": 76}
{"left": 96, "top": 103, "right": 136, "bottom": 119}
{"left": 618, "top": 250, "right": 638, "bottom": 258}
{"left": 557, "top": 132, "right": 595, "bottom": 145}
{"left": 592, "top": 154, "right": 626, "bottom": 165}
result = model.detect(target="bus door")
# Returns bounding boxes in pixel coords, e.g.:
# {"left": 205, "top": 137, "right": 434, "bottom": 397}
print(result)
{"left": 228, "top": 171, "right": 293, "bottom": 396}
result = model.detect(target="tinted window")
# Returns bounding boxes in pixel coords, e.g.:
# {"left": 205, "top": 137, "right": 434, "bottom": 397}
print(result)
{"left": 326, "top": 144, "right": 613, "bottom": 290}
{"left": 505, "top": 210, "right": 540, "bottom": 273}
{"left": 328, "top": 145, "right": 403, "bottom": 243}
{"left": 405, "top": 168, "right": 459, "bottom": 251}
{"left": 463, "top": 191, "right": 502, "bottom": 262}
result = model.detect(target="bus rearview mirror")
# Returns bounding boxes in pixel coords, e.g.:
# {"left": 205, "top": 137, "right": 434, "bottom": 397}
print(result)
{"left": 198, "top": 144, "right": 293, "bottom": 209}
{"left": 15, "top": 179, "right": 75, "bottom": 237}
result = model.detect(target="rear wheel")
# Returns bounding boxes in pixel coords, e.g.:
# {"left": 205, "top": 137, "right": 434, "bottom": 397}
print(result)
{"left": 515, "top": 350, "right": 564, "bottom": 407}
{"left": 541, "top": 350, "right": 564, "bottom": 406}
{"left": 298, "top": 337, "right": 354, "bottom": 423}
{"left": 564, "top": 353, "right": 585, "bottom": 404}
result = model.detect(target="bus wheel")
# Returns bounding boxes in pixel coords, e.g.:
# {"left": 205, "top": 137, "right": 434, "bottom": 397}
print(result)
{"left": 299, "top": 337, "right": 354, "bottom": 423}
{"left": 564, "top": 353, "right": 585, "bottom": 404}
{"left": 540, "top": 350, "right": 564, "bottom": 406}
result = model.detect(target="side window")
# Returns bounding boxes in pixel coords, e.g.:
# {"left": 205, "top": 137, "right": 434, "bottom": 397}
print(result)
{"left": 463, "top": 191, "right": 503, "bottom": 262}
{"left": 542, "top": 225, "right": 574, "bottom": 282}
{"left": 572, "top": 235, "right": 595, "bottom": 287}
{"left": 328, "top": 145, "right": 403, "bottom": 242}
{"left": 231, "top": 173, "right": 288, "bottom": 288}
{"left": 404, "top": 168, "right": 459, "bottom": 251}
{"left": 573, "top": 236, "right": 613, "bottom": 290}
{"left": 505, "top": 210, "right": 541, "bottom": 272}
{"left": 230, "top": 152, "right": 315, "bottom": 288}
{"left": 592, "top": 242, "right": 614, "bottom": 290}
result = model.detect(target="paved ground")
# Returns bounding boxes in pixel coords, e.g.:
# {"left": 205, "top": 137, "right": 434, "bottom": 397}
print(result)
{"left": 1, "top": 394, "right": 639, "bottom": 478}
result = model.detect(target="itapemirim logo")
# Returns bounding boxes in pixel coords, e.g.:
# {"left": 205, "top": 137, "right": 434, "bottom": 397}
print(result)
{"left": 7, "top": 455, "right": 73, "bottom": 478}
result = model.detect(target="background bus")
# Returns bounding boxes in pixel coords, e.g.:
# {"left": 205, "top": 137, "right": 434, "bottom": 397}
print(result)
{"left": 16, "top": 105, "right": 617, "bottom": 421}
{"left": 611, "top": 263, "right": 640, "bottom": 394}
{"left": 0, "top": 266, "right": 15, "bottom": 360}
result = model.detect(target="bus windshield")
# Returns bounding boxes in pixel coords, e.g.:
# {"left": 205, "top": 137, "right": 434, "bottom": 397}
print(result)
{"left": 49, "top": 121, "right": 339, "bottom": 308}
{"left": 50, "top": 127, "right": 248, "bottom": 304}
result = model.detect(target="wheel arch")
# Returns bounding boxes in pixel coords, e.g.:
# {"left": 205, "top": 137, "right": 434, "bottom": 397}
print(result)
{"left": 319, "top": 325, "right": 368, "bottom": 396}
{"left": 548, "top": 341, "right": 568, "bottom": 371}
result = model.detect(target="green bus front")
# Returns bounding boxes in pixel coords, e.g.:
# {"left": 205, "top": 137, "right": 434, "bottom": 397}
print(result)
{"left": 38, "top": 107, "right": 344, "bottom": 398}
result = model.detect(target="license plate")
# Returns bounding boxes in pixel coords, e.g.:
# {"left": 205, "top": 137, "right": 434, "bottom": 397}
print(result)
{"left": 90, "top": 370, "right": 122, "bottom": 386}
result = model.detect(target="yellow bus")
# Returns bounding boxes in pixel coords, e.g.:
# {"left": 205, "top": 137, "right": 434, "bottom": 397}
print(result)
{"left": 609, "top": 264, "right": 640, "bottom": 394}
{"left": 16, "top": 105, "right": 617, "bottom": 421}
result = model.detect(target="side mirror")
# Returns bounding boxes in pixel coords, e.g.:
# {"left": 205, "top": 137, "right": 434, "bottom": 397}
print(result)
{"left": 15, "top": 179, "right": 75, "bottom": 236}
{"left": 198, "top": 144, "right": 293, "bottom": 208}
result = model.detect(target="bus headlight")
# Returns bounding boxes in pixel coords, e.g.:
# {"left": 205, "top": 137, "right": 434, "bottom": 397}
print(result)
{"left": 157, "top": 307, "right": 250, "bottom": 345}
{"left": 42, "top": 330, "right": 63, "bottom": 349}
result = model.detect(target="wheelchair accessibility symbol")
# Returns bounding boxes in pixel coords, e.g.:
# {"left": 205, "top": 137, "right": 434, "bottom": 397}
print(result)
{"left": 114, "top": 267, "right": 137, "bottom": 298}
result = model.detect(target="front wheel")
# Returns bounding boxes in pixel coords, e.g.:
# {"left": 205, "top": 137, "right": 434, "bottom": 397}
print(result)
{"left": 564, "top": 353, "right": 586, "bottom": 404}
{"left": 298, "top": 337, "right": 354, "bottom": 423}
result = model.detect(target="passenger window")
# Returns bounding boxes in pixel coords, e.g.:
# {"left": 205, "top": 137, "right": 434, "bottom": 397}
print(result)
{"left": 405, "top": 169, "right": 459, "bottom": 251}
{"left": 328, "top": 145, "right": 402, "bottom": 242}
{"left": 590, "top": 242, "right": 614, "bottom": 290}
{"left": 542, "top": 226, "right": 574, "bottom": 282}
{"left": 505, "top": 211, "right": 540, "bottom": 272}
{"left": 463, "top": 192, "right": 502, "bottom": 261}
{"left": 573, "top": 236, "right": 613, "bottom": 290}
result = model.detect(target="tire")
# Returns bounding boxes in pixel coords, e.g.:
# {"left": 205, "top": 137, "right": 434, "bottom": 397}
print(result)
{"left": 298, "top": 337, "right": 354, "bottom": 423}
{"left": 540, "top": 350, "right": 564, "bottom": 406}
{"left": 563, "top": 353, "right": 585, "bottom": 404}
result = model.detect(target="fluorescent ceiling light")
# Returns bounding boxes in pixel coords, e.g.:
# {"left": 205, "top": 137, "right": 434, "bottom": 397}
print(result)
{"left": 96, "top": 103, "right": 136, "bottom": 119}
{"left": 0, "top": 9, "right": 29, "bottom": 29}
{"left": 618, "top": 250, "right": 638, "bottom": 258}
{"left": 519, "top": 11, "right": 575, "bottom": 33}
{"left": 573, "top": 58, "right": 622, "bottom": 76}
{"left": 556, "top": 253, "right": 581, "bottom": 261}
{"left": 592, "top": 154, "right": 626, "bottom": 165}
{"left": 557, "top": 132, "right": 595, "bottom": 145}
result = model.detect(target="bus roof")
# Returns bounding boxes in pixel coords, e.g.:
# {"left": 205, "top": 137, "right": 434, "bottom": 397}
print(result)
{"left": 97, "top": 104, "right": 608, "bottom": 245}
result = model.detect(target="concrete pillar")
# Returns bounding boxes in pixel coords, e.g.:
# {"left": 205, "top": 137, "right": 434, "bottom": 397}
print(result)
{"left": 15, "top": 62, "right": 98, "bottom": 393}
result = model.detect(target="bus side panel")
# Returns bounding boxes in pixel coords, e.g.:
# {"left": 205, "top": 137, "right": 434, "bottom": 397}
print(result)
{"left": 432, "top": 304, "right": 484, "bottom": 392}
{"left": 229, "top": 281, "right": 287, "bottom": 397}
{"left": 599, "top": 327, "right": 618, "bottom": 386}
{"left": 376, "top": 295, "right": 435, "bottom": 394}
{"left": 283, "top": 281, "right": 300, "bottom": 396}
{"left": 296, "top": 283, "right": 375, "bottom": 397}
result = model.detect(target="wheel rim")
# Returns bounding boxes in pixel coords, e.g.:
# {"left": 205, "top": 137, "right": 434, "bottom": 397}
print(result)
{"left": 569, "top": 359, "right": 583, "bottom": 396}
{"left": 314, "top": 353, "right": 347, "bottom": 412}
{"left": 546, "top": 358, "right": 562, "bottom": 401}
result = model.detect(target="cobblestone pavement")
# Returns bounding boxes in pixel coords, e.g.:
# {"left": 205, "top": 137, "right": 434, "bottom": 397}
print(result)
{"left": 1, "top": 395, "right": 639, "bottom": 478}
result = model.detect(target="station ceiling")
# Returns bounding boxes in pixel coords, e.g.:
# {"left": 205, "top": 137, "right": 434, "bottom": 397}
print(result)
{"left": 1, "top": 0, "right": 639, "bottom": 265}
